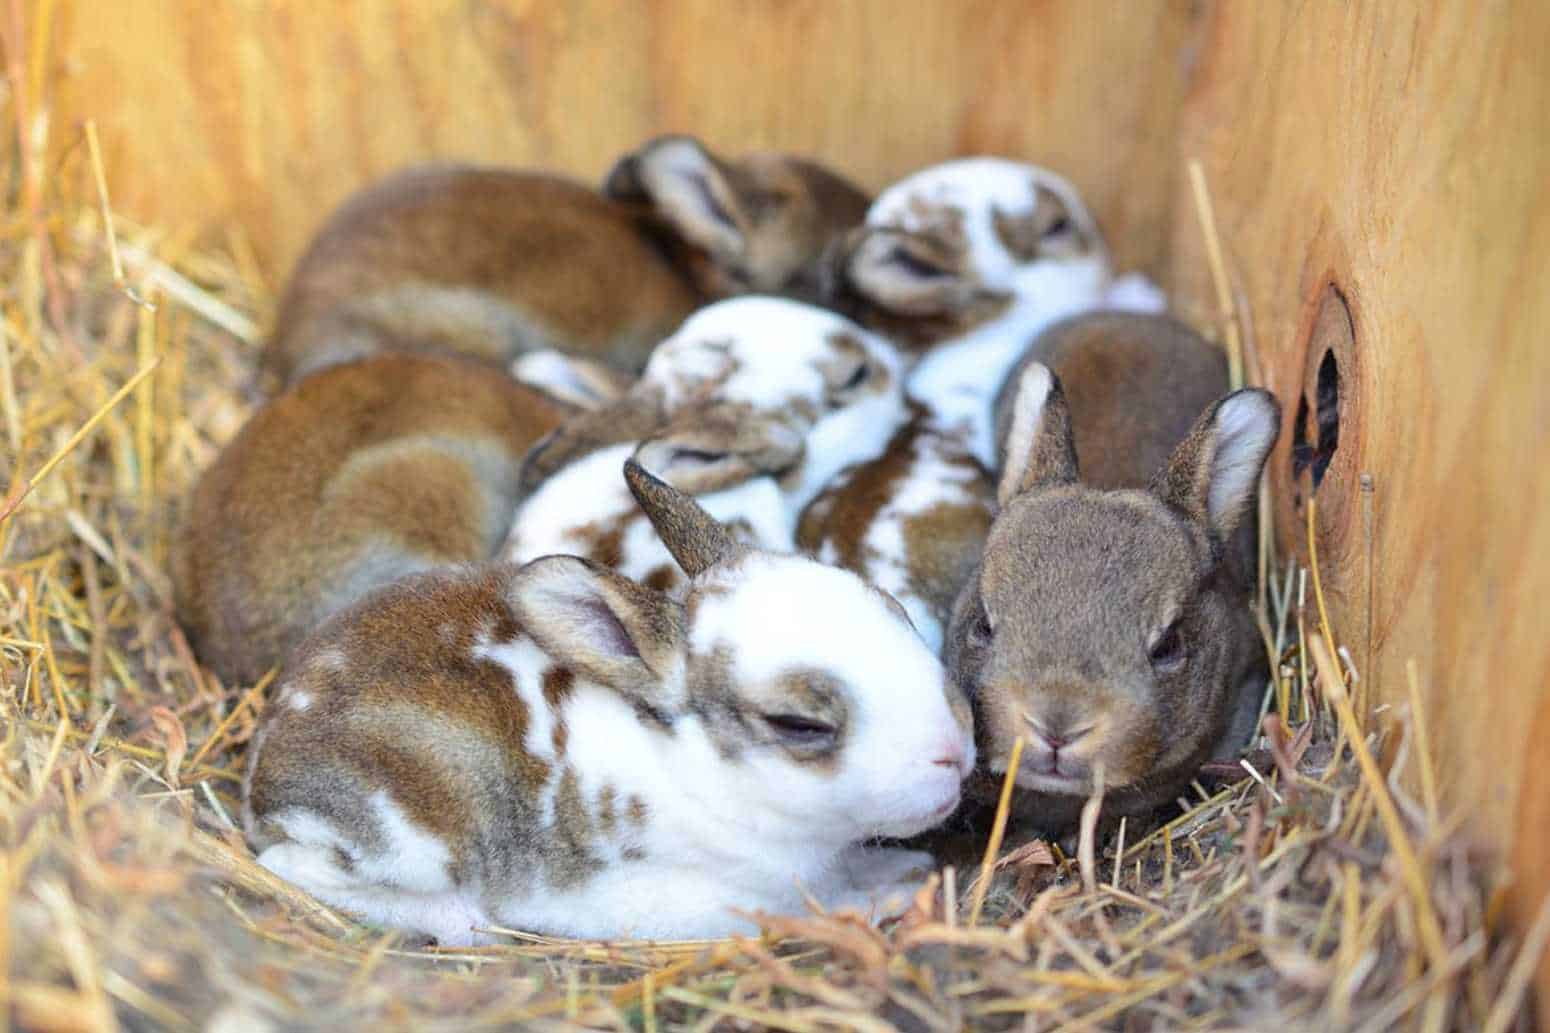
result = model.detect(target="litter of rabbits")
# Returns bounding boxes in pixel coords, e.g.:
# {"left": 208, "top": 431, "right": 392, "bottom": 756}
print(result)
{"left": 2, "top": 139, "right": 1543, "bottom": 1031}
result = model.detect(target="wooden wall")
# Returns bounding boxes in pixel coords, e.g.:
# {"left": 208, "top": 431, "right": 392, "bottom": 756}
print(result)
{"left": 1166, "top": 0, "right": 1550, "bottom": 925}
{"left": 1164, "top": 0, "right": 1550, "bottom": 1003}
{"left": 30, "top": 0, "right": 1550, "bottom": 992}
{"left": 45, "top": 0, "right": 1198, "bottom": 277}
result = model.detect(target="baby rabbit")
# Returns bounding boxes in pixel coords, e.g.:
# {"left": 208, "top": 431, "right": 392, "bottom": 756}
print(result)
{"left": 266, "top": 136, "right": 870, "bottom": 384}
{"left": 797, "top": 411, "right": 995, "bottom": 654}
{"left": 825, "top": 157, "right": 1167, "bottom": 466}
{"left": 605, "top": 135, "right": 873, "bottom": 302}
{"left": 945, "top": 314, "right": 1279, "bottom": 833}
{"left": 173, "top": 353, "right": 565, "bottom": 685}
{"left": 243, "top": 461, "right": 975, "bottom": 944}
{"left": 505, "top": 297, "right": 909, "bottom": 594}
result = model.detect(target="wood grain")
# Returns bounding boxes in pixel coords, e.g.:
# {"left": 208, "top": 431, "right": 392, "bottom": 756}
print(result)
{"left": 46, "top": 0, "right": 1199, "bottom": 277}
{"left": 1165, "top": 0, "right": 1550, "bottom": 933}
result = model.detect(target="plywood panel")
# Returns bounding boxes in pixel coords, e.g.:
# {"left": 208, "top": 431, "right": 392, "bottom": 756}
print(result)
{"left": 45, "top": 0, "right": 1199, "bottom": 277}
{"left": 1166, "top": 0, "right": 1550, "bottom": 902}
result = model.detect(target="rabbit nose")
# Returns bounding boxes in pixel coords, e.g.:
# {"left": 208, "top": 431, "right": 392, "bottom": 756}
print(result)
{"left": 1025, "top": 715, "right": 1094, "bottom": 752}
{"left": 932, "top": 739, "right": 968, "bottom": 774}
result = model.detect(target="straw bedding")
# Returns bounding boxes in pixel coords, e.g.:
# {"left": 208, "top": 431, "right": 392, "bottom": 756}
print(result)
{"left": 1, "top": 129, "right": 1544, "bottom": 1033}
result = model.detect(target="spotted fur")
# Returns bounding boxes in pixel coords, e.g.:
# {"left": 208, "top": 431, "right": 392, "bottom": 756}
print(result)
{"left": 824, "top": 158, "right": 1172, "bottom": 466}
{"left": 797, "top": 413, "right": 995, "bottom": 654}
{"left": 503, "top": 298, "right": 910, "bottom": 596}
{"left": 245, "top": 467, "right": 974, "bottom": 944}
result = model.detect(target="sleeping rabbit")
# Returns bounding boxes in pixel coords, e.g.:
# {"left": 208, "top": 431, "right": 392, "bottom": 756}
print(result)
{"left": 265, "top": 136, "right": 869, "bottom": 385}
{"left": 504, "top": 296, "right": 909, "bottom": 595}
{"left": 173, "top": 352, "right": 565, "bottom": 685}
{"left": 243, "top": 461, "right": 974, "bottom": 944}
{"left": 824, "top": 157, "right": 1165, "bottom": 466}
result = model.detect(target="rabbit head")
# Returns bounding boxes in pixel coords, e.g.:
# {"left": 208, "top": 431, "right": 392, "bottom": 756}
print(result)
{"left": 246, "top": 462, "right": 973, "bottom": 943}
{"left": 605, "top": 136, "right": 870, "bottom": 301}
{"left": 617, "top": 460, "right": 976, "bottom": 841}
{"left": 823, "top": 158, "right": 1111, "bottom": 351}
{"left": 945, "top": 364, "right": 1279, "bottom": 827}
{"left": 522, "top": 296, "right": 908, "bottom": 507}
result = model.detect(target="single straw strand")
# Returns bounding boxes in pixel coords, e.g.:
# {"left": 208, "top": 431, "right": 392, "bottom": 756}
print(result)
{"left": 0, "top": 358, "right": 161, "bottom": 525}
{"left": 968, "top": 736, "right": 1025, "bottom": 925}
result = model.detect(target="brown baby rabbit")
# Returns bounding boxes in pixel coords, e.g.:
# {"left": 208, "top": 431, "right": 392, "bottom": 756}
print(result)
{"left": 946, "top": 313, "right": 1280, "bottom": 833}
{"left": 265, "top": 137, "right": 869, "bottom": 385}
{"left": 173, "top": 353, "right": 566, "bottom": 684}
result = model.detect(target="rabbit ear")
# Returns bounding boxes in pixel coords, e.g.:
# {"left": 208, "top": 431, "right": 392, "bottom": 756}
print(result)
{"left": 518, "top": 391, "right": 669, "bottom": 494}
{"left": 997, "top": 363, "right": 1079, "bottom": 506}
{"left": 837, "top": 226, "right": 978, "bottom": 316}
{"left": 624, "top": 458, "right": 746, "bottom": 578}
{"left": 510, "top": 350, "right": 634, "bottom": 411}
{"left": 610, "top": 136, "right": 748, "bottom": 263}
{"left": 509, "top": 556, "right": 685, "bottom": 704}
{"left": 632, "top": 414, "right": 805, "bottom": 496}
{"left": 1152, "top": 388, "right": 1281, "bottom": 541}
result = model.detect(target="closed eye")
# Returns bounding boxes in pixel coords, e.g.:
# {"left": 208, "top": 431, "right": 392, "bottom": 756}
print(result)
{"left": 836, "top": 361, "right": 869, "bottom": 393}
{"left": 762, "top": 712, "right": 839, "bottom": 748}
{"left": 1042, "top": 215, "right": 1072, "bottom": 238}
{"left": 886, "top": 246, "right": 950, "bottom": 279}
{"left": 668, "top": 447, "right": 727, "bottom": 466}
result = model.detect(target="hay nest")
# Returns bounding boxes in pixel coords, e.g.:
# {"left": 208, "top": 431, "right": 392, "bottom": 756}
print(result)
{"left": 3, "top": 127, "right": 1545, "bottom": 1033}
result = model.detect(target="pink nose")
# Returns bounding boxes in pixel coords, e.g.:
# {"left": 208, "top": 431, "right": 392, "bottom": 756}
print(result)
{"left": 932, "top": 740, "right": 968, "bottom": 773}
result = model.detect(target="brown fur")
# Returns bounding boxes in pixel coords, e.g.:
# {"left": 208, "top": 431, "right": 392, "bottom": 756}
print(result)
{"left": 945, "top": 315, "right": 1279, "bottom": 833}
{"left": 265, "top": 166, "right": 700, "bottom": 384}
{"left": 244, "top": 470, "right": 901, "bottom": 907}
{"left": 172, "top": 353, "right": 564, "bottom": 684}
{"left": 606, "top": 139, "right": 871, "bottom": 302}
{"left": 993, "top": 312, "right": 1229, "bottom": 489}
{"left": 245, "top": 563, "right": 630, "bottom": 893}
{"left": 821, "top": 183, "right": 1097, "bottom": 351}
{"left": 268, "top": 142, "right": 869, "bottom": 386}
{"left": 797, "top": 416, "right": 994, "bottom": 639}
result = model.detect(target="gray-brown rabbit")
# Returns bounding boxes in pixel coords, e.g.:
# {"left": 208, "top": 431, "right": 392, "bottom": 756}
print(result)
{"left": 172, "top": 353, "right": 566, "bottom": 684}
{"left": 945, "top": 312, "right": 1280, "bottom": 833}
{"left": 265, "top": 137, "right": 869, "bottom": 385}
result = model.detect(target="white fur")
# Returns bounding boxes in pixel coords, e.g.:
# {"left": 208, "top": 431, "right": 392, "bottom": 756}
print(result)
{"left": 867, "top": 158, "right": 1105, "bottom": 290}
{"left": 503, "top": 298, "right": 909, "bottom": 587}
{"left": 1205, "top": 392, "right": 1280, "bottom": 531}
{"left": 865, "top": 159, "right": 1115, "bottom": 466}
{"left": 814, "top": 429, "right": 990, "bottom": 653}
{"left": 689, "top": 554, "right": 975, "bottom": 838}
{"left": 509, "top": 349, "right": 625, "bottom": 410}
{"left": 998, "top": 362, "right": 1055, "bottom": 505}
{"left": 253, "top": 553, "right": 975, "bottom": 942}
{"left": 505, "top": 443, "right": 794, "bottom": 583}
{"left": 1103, "top": 272, "right": 1169, "bottom": 313}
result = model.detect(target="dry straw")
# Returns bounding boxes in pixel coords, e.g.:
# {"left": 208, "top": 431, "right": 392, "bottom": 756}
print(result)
{"left": 1, "top": 22, "right": 1542, "bottom": 1033}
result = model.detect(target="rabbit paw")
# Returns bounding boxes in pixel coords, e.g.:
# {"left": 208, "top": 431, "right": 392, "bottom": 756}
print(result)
{"left": 829, "top": 879, "right": 920, "bottom": 922}
{"left": 840, "top": 845, "right": 935, "bottom": 891}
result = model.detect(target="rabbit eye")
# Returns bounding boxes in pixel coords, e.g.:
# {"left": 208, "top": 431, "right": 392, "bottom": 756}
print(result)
{"left": 668, "top": 447, "right": 727, "bottom": 467}
{"left": 1041, "top": 214, "right": 1073, "bottom": 238}
{"left": 762, "top": 713, "right": 839, "bottom": 749}
{"left": 970, "top": 607, "right": 993, "bottom": 644}
{"left": 1148, "top": 621, "right": 1187, "bottom": 671}
{"left": 836, "top": 361, "right": 869, "bottom": 393}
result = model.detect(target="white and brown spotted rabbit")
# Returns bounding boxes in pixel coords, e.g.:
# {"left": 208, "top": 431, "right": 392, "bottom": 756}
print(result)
{"left": 243, "top": 461, "right": 974, "bottom": 944}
